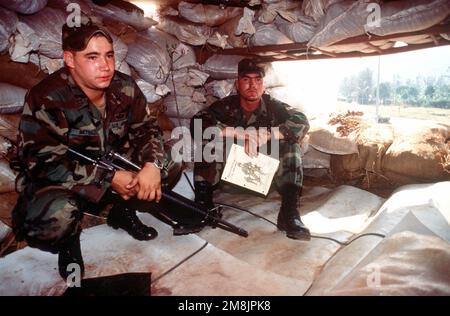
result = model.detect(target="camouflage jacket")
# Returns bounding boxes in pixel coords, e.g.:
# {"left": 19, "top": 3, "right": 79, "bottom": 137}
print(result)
{"left": 17, "top": 67, "right": 164, "bottom": 203}
{"left": 191, "top": 94, "right": 309, "bottom": 144}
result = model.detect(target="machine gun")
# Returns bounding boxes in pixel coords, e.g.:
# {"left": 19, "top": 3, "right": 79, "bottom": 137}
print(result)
{"left": 67, "top": 148, "right": 248, "bottom": 238}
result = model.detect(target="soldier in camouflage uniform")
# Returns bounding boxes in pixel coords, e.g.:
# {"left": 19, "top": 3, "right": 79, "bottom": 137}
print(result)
{"left": 11, "top": 19, "right": 184, "bottom": 280}
{"left": 190, "top": 58, "right": 311, "bottom": 240}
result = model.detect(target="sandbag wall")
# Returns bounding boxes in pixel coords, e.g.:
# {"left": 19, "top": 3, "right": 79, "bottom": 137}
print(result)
{"left": 0, "top": 0, "right": 449, "bottom": 196}
{"left": 307, "top": 111, "right": 450, "bottom": 188}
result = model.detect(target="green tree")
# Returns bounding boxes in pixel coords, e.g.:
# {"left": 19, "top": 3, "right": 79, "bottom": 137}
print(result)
{"left": 357, "top": 68, "right": 374, "bottom": 104}
{"left": 378, "top": 82, "right": 392, "bottom": 104}
{"left": 425, "top": 85, "right": 435, "bottom": 99}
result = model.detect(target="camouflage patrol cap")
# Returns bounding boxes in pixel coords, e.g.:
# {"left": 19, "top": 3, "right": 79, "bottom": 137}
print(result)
{"left": 62, "top": 17, "right": 113, "bottom": 51}
{"left": 238, "top": 58, "right": 265, "bottom": 77}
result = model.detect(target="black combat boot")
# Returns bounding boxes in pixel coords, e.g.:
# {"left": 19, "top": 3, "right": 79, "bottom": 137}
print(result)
{"left": 107, "top": 206, "right": 158, "bottom": 240}
{"left": 172, "top": 181, "right": 214, "bottom": 236}
{"left": 58, "top": 231, "right": 85, "bottom": 280}
{"left": 277, "top": 184, "right": 311, "bottom": 240}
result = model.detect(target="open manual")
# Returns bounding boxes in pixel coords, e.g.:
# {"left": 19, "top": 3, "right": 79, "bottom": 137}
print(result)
{"left": 221, "top": 144, "right": 280, "bottom": 196}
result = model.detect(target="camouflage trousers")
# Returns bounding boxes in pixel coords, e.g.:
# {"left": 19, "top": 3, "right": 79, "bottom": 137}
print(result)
{"left": 194, "top": 139, "right": 304, "bottom": 191}
{"left": 11, "top": 144, "right": 182, "bottom": 254}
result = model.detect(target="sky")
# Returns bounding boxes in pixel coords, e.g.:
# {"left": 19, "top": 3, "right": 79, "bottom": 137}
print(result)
{"left": 271, "top": 45, "right": 450, "bottom": 117}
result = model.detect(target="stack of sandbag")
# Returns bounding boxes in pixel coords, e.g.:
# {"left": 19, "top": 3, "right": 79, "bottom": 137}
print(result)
{"left": 0, "top": 83, "right": 27, "bottom": 115}
{"left": 365, "top": 0, "right": 450, "bottom": 36}
{"left": 0, "top": 0, "right": 48, "bottom": 15}
{"left": 0, "top": 136, "right": 17, "bottom": 194}
{"left": 0, "top": 7, "right": 18, "bottom": 54}
{"left": 331, "top": 119, "right": 450, "bottom": 187}
{"left": 382, "top": 121, "right": 450, "bottom": 185}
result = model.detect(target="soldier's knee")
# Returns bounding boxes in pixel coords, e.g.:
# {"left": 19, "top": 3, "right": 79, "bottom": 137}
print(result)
{"left": 21, "top": 187, "right": 82, "bottom": 253}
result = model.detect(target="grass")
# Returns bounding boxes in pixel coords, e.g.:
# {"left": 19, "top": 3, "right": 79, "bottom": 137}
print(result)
{"left": 336, "top": 102, "right": 450, "bottom": 124}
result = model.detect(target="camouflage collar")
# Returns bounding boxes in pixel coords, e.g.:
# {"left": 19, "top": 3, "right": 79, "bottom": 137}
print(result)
{"left": 239, "top": 94, "right": 269, "bottom": 126}
{"left": 62, "top": 67, "right": 121, "bottom": 111}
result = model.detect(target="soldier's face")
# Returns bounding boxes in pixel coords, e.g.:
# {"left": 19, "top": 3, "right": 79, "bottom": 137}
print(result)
{"left": 236, "top": 73, "right": 265, "bottom": 103}
{"left": 64, "top": 35, "right": 115, "bottom": 91}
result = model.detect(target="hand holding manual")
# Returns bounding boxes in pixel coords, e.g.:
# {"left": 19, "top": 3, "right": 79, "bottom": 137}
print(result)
{"left": 221, "top": 144, "right": 280, "bottom": 195}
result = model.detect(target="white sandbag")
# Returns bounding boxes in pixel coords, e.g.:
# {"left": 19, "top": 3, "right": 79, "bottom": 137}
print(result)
{"left": 9, "top": 22, "right": 39, "bottom": 63}
{"left": 0, "top": 8, "right": 18, "bottom": 53}
{"left": 236, "top": 7, "right": 256, "bottom": 35}
{"left": 276, "top": 15, "right": 317, "bottom": 43}
{"left": 89, "top": 1, "right": 157, "bottom": 31}
{"left": 192, "top": 90, "right": 207, "bottom": 103}
{"left": 135, "top": 79, "right": 161, "bottom": 104}
{"left": 19, "top": 7, "right": 66, "bottom": 59}
{"left": 366, "top": 0, "right": 450, "bottom": 36}
{"left": 217, "top": 15, "right": 248, "bottom": 48}
{"left": 206, "top": 31, "right": 229, "bottom": 49}
{"left": 163, "top": 95, "right": 208, "bottom": 119}
{"left": 178, "top": 1, "right": 243, "bottom": 27}
{"left": 251, "top": 22, "right": 293, "bottom": 46}
{"left": 258, "top": 0, "right": 302, "bottom": 24}
{"left": 145, "top": 28, "right": 196, "bottom": 70}
{"left": 47, "top": 0, "right": 93, "bottom": 15}
{"left": 117, "top": 61, "right": 131, "bottom": 76}
{"left": 0, "top": 0, "right": 47, "bottom": 15}
{"left": 202, "top": 54, "right": 245, "bottom": 80}
{"left": 156, "top": 16, "right": 212, "bottom": 47}
{"left": 126, "top": 34, "right": 170, "bottom": 85}
{"left": 263, "top": 63, "right": 286, "bottom": 88}
{"left": 0, "top": 159, "right": 16, "bottom": 193}
{"left": 308, "top": 0, "right": 372, "bottom": 48}
{"left": 29, "top": 54, "right": 64, "bottom": 74}
{"left": 186, "top": 68, "right": 209, "bottom": 87}
{"left": 0, "top": 83, "right": 26, "bottom": 114}
{"left": 156, "top": 84, "right": 171, "bottom": 97}
{"left": 205, "top": 80, "right": 235, "bottom": 99}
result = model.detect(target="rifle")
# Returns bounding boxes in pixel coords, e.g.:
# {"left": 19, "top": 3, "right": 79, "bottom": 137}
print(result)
{"left": 67, "top": 148, "right": 249, "bottom": 238}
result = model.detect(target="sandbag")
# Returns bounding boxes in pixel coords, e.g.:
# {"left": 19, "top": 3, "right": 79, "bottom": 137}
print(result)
{"left": 205, "top": 80, "right": 235, "bottom": 99}
{"left": 89, "top": 0, "right": 157, "bottom": 31}
{"left": 0, "top": 83, "right": 26, "bottom": 114}
{"left": 18, "top": 7, "right": 66, "bottom": 59}
{"left": 275, "top": 15, "right": 317, "bottom": 43}
{"left": 144, "top": 28, "right": 196, "bottom": 70}
{"left": 357, "top": 123, "right": 394, "bottom": 175}
{"left": 47, "top": 0, "right": 93, "bottom": 15}
{"left": 163, "top": 95, "right": 208, "bottom": 119}
{"left": 258, "top": 0, "right": 301, "bottom": 24}
{"left": 0, "top": 114, "right": 21, "bottom": 142}
{"left": 202, "top": 54, "right": 244, "bottom": 80}
{"left": 178, "top": 1, "right": 243, "bottom": 27}
{"left": 156, "top": 16, "right": 212, "bottom": 47}
{"left": 0, "top": 0, "right": 47, "bottom": 15}
{"left": 126, "top": 34, "right": 170, "bottom": 85}
{"left": 250, "top": 22, "right": 293, "bottom": 46}
{"left": 0, "top": 8, "right": 18, "bottom": 53}
{"left": 308, "top": 114, "right": 362, "bottom": 155}
{"left": 303, "top": 147, "right": 331, "bottom": 169}
{"left": 308, "top": 0, "right": 372, "bottom": 48}
{"left": 366, "top": 0, "right": 450, "bottom": 37}
{"left": 0, "top": 55, "right": 47, "bottom": 89}
{"left": 29, "top": 54, "right": 64, "bottom": 74}
{"left": 0, "top": 160, "right": 16, "bottom": 193}
{"left": 382, "top": 121, "right": 450, "bottom": 184}
{"left": 135, "top": 79, "right": 161, "bottom": 104}
{"left": 217, "top": 15, "right": 248, "bottom": 48}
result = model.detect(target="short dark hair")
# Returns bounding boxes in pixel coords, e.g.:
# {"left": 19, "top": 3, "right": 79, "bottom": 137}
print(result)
{"left": 62, "top": 18, "right": 112, "bottom": 51}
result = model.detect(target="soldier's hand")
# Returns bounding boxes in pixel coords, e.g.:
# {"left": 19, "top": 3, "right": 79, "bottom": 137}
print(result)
{"left": 111, "top": 170, "right": 137, "bottom": 200}
{"left": 127, "top": 163, "right": 162, "bottom": 202}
